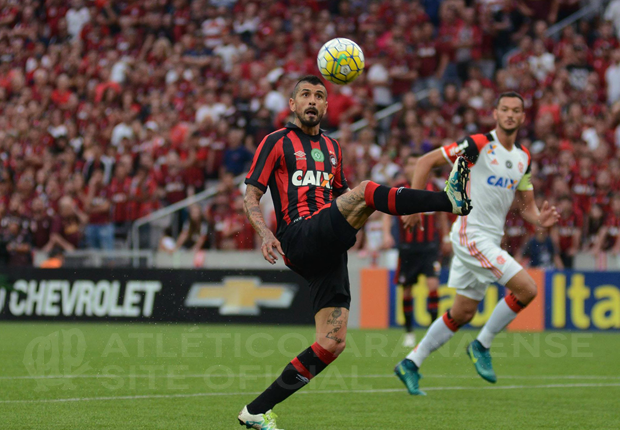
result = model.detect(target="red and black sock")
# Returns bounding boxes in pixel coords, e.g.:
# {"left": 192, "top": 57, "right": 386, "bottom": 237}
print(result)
{"left": 505, "top": 292, "right": 526, "bottom": 313}
{"left": 427, "top": 290, "right": 439, "bottom": 322}
{"left": 247, "top": 342, "right": 337, "bottom": 414}
{"left": 364, "top": 181, "right": 452, "bottom": 215}
{"left": 403, "top": 296, "right": 414, "bottom": 332}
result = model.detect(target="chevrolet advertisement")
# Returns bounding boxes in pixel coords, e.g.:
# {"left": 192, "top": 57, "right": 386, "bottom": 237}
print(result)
{"left": 0, "top": 269, "right": 313, "bottom": 324}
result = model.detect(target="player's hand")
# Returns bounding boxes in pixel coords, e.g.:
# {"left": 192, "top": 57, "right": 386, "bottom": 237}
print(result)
{"left": 538, "top": 201, "right": 560, "bottom": 227}
{"left": 402, "top": 214, "right": 422, "bottom": 231}
{"left": 261, "top": 232, "right": 285, "bottom": 265}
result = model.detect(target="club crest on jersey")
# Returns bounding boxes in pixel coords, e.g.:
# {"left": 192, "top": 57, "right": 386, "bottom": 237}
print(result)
{"left": 506, "top": 161, "right": 513, "bottom": 169}
{"left": 330, "top": 154, "right": 337, "bottom": 166}
{"left": 294, "top": 150, "right": 306, "bottom": 160}
{"left": 292, "top": 170, "right": 334, "bottom": 188}
{"left": 518, "top": 162, "right": 524, "bottom": 173}
{"left": 487, "top": 175, "right": 518, "bottom": 190}
{"left": 311, "top": 148, "right": 324, "bottom": 162}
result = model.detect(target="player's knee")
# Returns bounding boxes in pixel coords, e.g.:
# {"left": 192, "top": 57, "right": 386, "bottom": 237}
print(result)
{"left": 358, "top": 180, "right": 371, "bottom": 194}
{"left": 521, "top": 280, "right": 538, "bottom": 304}
{"left": 323, "top": 339, "right": 346, "bottom": 357}
{"left": 450, "top": 307, "right": 476, "bottom": 325}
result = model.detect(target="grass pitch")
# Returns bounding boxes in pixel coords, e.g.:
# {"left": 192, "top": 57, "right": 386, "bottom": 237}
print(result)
{"left": 1, "top": 322, "right": 619, "bottom": 429}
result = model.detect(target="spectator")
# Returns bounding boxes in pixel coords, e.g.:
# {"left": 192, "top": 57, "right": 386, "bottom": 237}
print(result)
{"left": 222, "top": 128, "right": 253, "bottom": 176}
{"left": 1, "top": 217, "right": 32, "bottom": 266}
{"left": 592, "top": 194, "right": 620, "bottom": 254}
{"left": 43, "top": 196, "right": 87, "bottom": 253}
{"left": 551, "top": 195, "right": 583, "bottom": 269}
{"left": 175, "top": 204, "right": 208, "bottom": 252}
{"left": 29, "top": 197, "right": 53, "bottom": 250}
{"left": 84, "top": 169, "right": 114, "bottom": 250}
{"left": 522, "top": 227, "right": 563, "bottom": 270}
{"left": 606, "top": 49, "right": 620, "bottom": 104}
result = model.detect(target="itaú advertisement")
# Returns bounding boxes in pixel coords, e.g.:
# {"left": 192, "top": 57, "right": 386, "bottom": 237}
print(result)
{"left": 546, "top": 271, "right": 620, "bottom": 331}
{"left": 360, "top": 267, "right": 618, "bottom": 331}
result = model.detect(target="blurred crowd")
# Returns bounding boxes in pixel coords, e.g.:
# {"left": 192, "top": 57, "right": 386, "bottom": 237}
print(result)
{"left": 0, "top": 0, "right": 619, "bottom": 268}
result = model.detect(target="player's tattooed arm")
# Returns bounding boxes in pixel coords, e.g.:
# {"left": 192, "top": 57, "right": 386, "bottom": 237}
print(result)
{"left": 244, "top": 184, "right": 284, "bottom": 264}
{"left": 325, "top": 308, "right": 345, "bottom": 344}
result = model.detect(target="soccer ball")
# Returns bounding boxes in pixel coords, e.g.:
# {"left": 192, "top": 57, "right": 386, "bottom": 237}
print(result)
{"left": 317, "top": 38, "right": 365, "bottom": 85}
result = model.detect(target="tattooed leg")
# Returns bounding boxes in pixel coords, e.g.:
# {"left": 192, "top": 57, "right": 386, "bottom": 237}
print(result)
{"left": 314, "top": 307, "right": 349, "bottom": 356}
{"left": 335, "top": 181, "right": 375, "bottom": 229}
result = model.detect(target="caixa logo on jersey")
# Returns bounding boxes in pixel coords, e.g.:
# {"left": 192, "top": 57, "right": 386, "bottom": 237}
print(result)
{"left": 487, "top": 175, "right": 518, "bottom": 190}
{"left": 0, "top": 279, "right": 161, "bottom": 318}
{"left": 292, "top": 170, "right": 334, "bottom": 189}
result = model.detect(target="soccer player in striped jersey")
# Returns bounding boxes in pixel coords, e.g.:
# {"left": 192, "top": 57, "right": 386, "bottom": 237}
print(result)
{"left": 238, "top": 75, "right": 472, "bottom": 429}
{"left": 395, "top": 92, "right": 560, "bottom": 396}
{"left": 383, "top": 154, "right": 449, "bottom": 347}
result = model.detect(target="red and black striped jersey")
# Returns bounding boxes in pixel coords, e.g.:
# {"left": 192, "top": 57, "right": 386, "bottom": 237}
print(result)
{"left": 245, "top": 122, "right": 348, "bottom": 236}
{"left": 396, "top": 181, "right": 441, "bottom": 248}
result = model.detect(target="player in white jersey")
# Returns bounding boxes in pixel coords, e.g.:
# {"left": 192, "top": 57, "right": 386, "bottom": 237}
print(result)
{"left": 394, "top": 92, "right": 560, "bottom": 395}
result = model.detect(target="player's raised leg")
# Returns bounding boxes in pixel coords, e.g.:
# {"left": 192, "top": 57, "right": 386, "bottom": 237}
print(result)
{"left": 395, "top": 294, "right": 479, "bottom": 395}
{"left": 336, "top": 157, "right": 472, "bottom": 229}
{"left": 467, "top": 269, "right": 537, "bottom": 383}
{"left": 238, "top": 307, "right": 347, "bottom": 429}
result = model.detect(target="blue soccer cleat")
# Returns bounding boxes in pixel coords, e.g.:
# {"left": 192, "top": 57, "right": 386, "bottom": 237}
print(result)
{"left": 444, "top": 156, "right": 472, "bottom": 216}
{"left": 467, "top": 340, "right": 497, "bottom": 383}
{"left": 394, "top": 359, "right": 426, "bottom": 396}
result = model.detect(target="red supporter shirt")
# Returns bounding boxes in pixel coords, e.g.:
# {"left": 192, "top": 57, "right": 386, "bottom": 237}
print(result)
{"left": 51, "top": 215, "right": 81, "bottom": 248}
{"left": 86, "top": 186, "right": 111, "bottom": 225}
{"left": 245, "top": 123, "right": 348, "bottom": 237}
{"left": 570, "top": 174, "right": 596, "bottom": 214}
{"left": 603, "top": 213, "right": 620, "bottom": 249}
{"left": 109, "top": 176, "right": 132, "bottom": 223}
{"left": 556, "top": 211, "right": 583, "bottom": 252}
{"left": 416, "top": 41, "right": 439, "bottom": 78}
{"left": 504, "top": 210, "right": 533, "bottom": 254}
{"left": 161, "top": 171, "right": 188, "bottom": 205}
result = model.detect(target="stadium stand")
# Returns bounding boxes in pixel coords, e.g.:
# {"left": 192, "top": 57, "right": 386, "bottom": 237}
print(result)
{"left": 0, "top": 0, "right": 618, "bottom": 268}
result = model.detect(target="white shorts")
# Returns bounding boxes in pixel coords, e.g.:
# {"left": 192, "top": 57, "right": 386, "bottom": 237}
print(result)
{"left": 448, "top": 237, "right": 523, "bottom": 301}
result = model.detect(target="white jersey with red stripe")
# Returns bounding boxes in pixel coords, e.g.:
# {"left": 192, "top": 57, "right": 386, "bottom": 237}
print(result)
{"left": 441, "top": 129, "right": 533, "bottom": 243}
{"left": 440, "top": 129, "right": 533, "bottom": 298}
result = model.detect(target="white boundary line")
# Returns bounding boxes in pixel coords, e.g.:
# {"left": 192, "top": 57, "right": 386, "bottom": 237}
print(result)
{"left": 1, "top": 373, "right": 619, "bottom": 381}
{"left": 1, "top": 382, "right": 620, "bottom": 404}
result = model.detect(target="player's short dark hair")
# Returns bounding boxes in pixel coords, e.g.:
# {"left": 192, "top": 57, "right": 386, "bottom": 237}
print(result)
{"left": 292, "top": 75, "right": 327, "bottom": 98}
{"left": 495, "top": 91, "right": 524, "bottom": 109}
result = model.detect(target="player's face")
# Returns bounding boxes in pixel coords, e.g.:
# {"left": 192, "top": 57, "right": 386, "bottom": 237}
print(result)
{"left": 290, "top": 83, "right": 328, "bottom": 127}
{"left": 493, "top": 97, "right": 525, "bottom": 134}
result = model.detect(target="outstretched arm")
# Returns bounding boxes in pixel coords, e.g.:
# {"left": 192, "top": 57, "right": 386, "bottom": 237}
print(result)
{"left": 244, "top": 184, "right": 284, "bottom": 264}
{"left": 516, "top": 190, "right": 559, "bottom": 227}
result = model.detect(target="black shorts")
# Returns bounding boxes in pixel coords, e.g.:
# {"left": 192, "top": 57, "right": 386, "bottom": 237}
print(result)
{"left": 395, "top": 244, "right": 440, "bottom": 286}
{"left": 278, "top": 203, "right": 358, "bottom": 314}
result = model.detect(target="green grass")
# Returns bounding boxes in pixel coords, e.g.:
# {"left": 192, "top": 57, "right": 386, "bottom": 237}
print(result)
{"left": 1, "top": 323, "right": 620, "bottom": 429}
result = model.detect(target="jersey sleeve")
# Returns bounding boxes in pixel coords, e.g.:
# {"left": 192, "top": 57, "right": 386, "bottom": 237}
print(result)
{"left": 517, "top": 145, "right": 533, "bottom": 191}
{"left": 331, "top": 138, "right": 348, "bottom": 192}
{"left": 440, "top": 133, "right": 489, "bottom": 164}
{"left": 244, "top": 134, "right": 282, "bottom": 193}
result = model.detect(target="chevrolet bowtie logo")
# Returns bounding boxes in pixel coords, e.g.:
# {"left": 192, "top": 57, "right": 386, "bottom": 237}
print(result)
{"left": 184, "top": 277, "right": 297, "bottom": 315}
